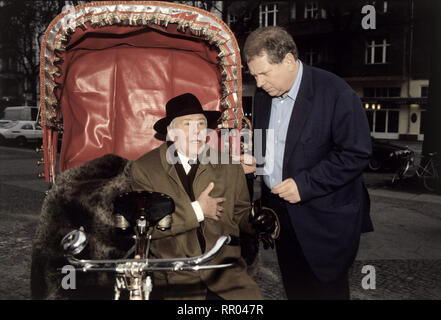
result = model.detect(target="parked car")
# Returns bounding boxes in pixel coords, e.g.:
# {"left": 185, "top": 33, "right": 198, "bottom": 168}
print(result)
{"left": 367, "top": 137, "right": 414, "bottom": 172}
{"left": 0, "top": 120, "right": 42, "bottom": 146}
{"left": 0, "top": 119, "right": 12, "bottom": 127}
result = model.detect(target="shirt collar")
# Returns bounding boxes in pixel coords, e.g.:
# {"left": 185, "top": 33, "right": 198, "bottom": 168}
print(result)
{"left": 177, "top": 151, "right": 197, "bottom": 165}
{"left": 278, "top": 60, "right": 303, "bottom": 102}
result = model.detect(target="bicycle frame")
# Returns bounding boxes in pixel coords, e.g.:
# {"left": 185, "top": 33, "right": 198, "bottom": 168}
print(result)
{"left": 418, "top": 154, "right": 439, "bottom": 192}
{"left": 392, "top": 152, "right": 440, "bottom": 192}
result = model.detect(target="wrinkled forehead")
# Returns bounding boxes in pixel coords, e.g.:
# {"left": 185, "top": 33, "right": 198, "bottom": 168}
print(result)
{"left": 247, "top": 52, "right": 274, "bottom": 72}
{"left": 248, "top": 49, "right": 269, "bottom": 62}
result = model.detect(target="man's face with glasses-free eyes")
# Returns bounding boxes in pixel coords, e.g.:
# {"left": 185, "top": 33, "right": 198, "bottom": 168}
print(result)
{"left": 247, "top": 51, "right": 298, "bottom": 98}
{"left": 167, "top": 113, "right": 208, "bottom": 157}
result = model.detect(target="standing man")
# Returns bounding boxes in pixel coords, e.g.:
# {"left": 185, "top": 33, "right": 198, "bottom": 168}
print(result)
{"left": 131, "top": 93, "right": 266, "bottom": 300}
{"left": 241, "top": 27, "right": 373, "bottom": 299}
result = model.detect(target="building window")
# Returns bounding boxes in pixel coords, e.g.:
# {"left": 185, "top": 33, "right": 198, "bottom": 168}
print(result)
{"left": 420, "top": 110, "right": 425, "bottom": 134}
{"left": 364, "top": 88, "right": 375, "bottom": 97}
{"left": 227, "top": 14, "right": 237, "bottom": 26}
{"left": 375, "top": 110, "right": 386, "bottom": 132}
{"left": 388, "top": 110, "right": 399, "bottom": 133}
{"left": 421, "top": 86, "right": 429, "bottom": 97}
{"left": 8, "top": 57, "right": 13, "bottom": 72}
{"left": 366, "top": 108, "right": 399, "bottom": 134}
{"left": 364, "top": 87, "right": 400, "bottom": 97}
{"left": 304, "top": 1, "right": 319, "bottom": 19}
{"left": 365, "top": 39, "right": 390, "bottom": 64}
{"left": 259, "top": 4, "right": 278, "bottom": 27}
{"left": 383, "top": 1, "right": 388, "bottom": 13}
{"left": 227, "top": 10, "right": 251, "bottom": 27}
{"left": 193, "top": 1, "right": 203, "bottom": 9}
{"left": 304, "top": 48, "right": 321, "bottom": 66}
{"left": 290, "top": 2, "right": 296, "bottom": 20}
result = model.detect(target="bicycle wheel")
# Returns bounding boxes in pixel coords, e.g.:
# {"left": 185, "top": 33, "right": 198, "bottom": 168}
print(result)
{"left": 423, "top": 162, "right": 439, "bottom": 192}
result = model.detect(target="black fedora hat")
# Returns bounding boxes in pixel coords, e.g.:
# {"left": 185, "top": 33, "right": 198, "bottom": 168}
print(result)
{"left": 153, "top": 93, "right": 221, "bottom": 134}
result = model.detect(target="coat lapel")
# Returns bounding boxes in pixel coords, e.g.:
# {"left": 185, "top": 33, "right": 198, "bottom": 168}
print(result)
{"left": 159, "top": 143, "right": 187, "bottom": 194}
{"left": 159, "top": 143, "right": 215, "bottom": 198}
{"left": 282, "top": 65, "right": 314, "bottom": 179}
{"left": 192, "top": 147, "right": 216, "bottom": 197}
{"left": 256, "top": 91, "right": 272, "bottom": 130}
{"left": 193, "top": 164, "right": 210, "bottom": 197}
{"left": 254, "top": 90, "right": 272, "bottom": 158}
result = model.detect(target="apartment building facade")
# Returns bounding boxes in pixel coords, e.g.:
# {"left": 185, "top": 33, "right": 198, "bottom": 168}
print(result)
{"left": 227, "top": 0, "right": 431, "bottom": 141}
{"left": 0, "top": 0, "right": 432, "bottom": 142}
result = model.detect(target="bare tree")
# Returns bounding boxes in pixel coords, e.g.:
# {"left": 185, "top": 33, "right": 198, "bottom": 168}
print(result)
{"left": 0, "top": 0, "right": 235, "bottom": 105}
{"left": 0, "top": 1, "right": 85, "bottom": 104}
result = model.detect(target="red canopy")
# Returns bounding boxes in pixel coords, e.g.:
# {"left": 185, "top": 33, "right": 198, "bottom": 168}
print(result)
{"left": 40, "top": 1, "right": 244, "bottom": 183}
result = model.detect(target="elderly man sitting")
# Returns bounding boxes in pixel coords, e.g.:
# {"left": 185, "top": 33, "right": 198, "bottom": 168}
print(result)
{"left": 131, "top": 92, "right": 270, "bottom": 300}
{"left": 31, "top": 93, "right": 277, "bottom": 300}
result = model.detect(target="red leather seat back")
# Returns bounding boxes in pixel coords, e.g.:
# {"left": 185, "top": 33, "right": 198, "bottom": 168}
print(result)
{"left": 57, "top": 26, "right": 221, "bottom": 171}
{"left": 40, "top": 3, "right": 244, "bottom": 183}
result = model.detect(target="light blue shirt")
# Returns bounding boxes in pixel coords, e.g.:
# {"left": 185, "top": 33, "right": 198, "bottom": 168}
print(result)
{"left": 263, "top": 60, "right": 303, "bottom": 189}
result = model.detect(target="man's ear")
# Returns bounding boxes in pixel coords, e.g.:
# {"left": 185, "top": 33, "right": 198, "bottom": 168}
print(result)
{"left": 284, "top": 52, "right": 296, "bottom": 66}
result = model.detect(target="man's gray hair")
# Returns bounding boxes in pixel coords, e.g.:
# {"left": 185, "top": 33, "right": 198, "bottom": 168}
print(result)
{"left": 168, "top": 115, "right": 207, "bottom": 130}
{"left": 168, "top": 118, "right": 177, "bottom": 130}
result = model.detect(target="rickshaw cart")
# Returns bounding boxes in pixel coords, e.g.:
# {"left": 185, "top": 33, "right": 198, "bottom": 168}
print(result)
{"left": 32, "top": 1, "right": 251, "bottom": 300}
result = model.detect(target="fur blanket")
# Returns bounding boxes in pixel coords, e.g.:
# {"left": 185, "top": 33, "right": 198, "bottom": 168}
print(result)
{"left": 31, "top": 153, "right": 259, "bottom": 300}
{"left": 31, "top": 154, "right": 133, "bottom": 299}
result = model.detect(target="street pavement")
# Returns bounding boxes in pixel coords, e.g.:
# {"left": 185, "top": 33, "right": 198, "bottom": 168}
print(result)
{"left": 1, "top": 144, "right": 441, "bottom": 300}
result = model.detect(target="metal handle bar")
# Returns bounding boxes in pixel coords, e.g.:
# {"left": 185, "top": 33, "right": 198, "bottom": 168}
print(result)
{"left": 65, "top": 234, "right": 237, "bottom": 273}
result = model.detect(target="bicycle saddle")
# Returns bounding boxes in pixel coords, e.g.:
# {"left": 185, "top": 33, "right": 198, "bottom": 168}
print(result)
{"left": 113, "top": 191, "right": 175, "bottom": 228}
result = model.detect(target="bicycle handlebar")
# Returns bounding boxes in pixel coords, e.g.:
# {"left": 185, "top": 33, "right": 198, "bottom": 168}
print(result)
{"left": 65, "top": 234, "right": 238, "bottom": 273}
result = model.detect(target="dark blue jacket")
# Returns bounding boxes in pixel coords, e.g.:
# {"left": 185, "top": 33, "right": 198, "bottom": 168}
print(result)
{"left": 253, "top": 64, "right": 374, "bottom": 283}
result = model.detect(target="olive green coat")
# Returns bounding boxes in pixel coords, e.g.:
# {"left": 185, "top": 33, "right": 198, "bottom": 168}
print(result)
{"left": 131, "top": 143, "right": 263, "bottom": 300}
